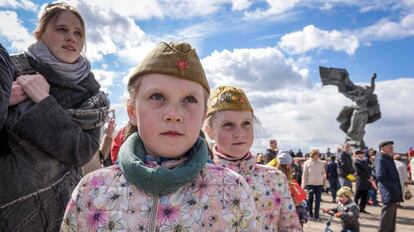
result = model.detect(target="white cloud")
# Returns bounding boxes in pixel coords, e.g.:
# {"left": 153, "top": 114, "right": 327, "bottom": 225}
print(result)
{"left": 69, "top": 1, "right": 150, "bottom": 64}
{"left": 278, "top": 25, "right": 359, "bottom": 55}
{"left": 243, "top": 0, "right": 300, "bottom": 19}
{"left": 159, "top": 0, "right": 228, "bottom": 19}
{"left": 0, "top": 10, "right": 33, "bottom": 51}
{"left": 320, "top": 3, "right": 333, "bottom": 11}
{"left": 231, "top": 0, "right": 252, "bottom": 11}
{"left": 355, "top": 14, "right": 414, "bottom": 42}
{"left": 92, "top": 69, "right": 116, "bottom": 92}
{"left": 251, "top": 78, "right": 414, "bottom": 154}
{"left": 85, "top": 0, "right": 163, "bottom": 20}
{"left": 0, "top": 0, "right": 37, "bottom": 11}
{"left": 202, "top": 47, "right": 310, "bottom": 95}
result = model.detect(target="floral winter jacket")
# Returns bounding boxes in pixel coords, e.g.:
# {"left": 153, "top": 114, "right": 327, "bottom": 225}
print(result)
{"left": 61, "top": 163, "right": 259, "bottom": 231}
{"left": 213, "top": 149, "right": 303, "bottom": 231}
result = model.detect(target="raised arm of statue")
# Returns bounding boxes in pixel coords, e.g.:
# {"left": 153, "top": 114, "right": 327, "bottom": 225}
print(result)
{"left": 370, "top": 73, "right": 376, "bottom": 91}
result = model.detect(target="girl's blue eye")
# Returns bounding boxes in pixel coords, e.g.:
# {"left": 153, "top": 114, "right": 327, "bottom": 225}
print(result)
{"left": 75, "top": 31, "right": 83, "bottom": 38}
{"left": 242, "top": 121, "right": 251, "bottom": 126}
{"left": 150, "top": 93, "right": 165, "bottom": 101}
{"left": 183, "top": 96, "right": 198, "bottom": 104}
{"left": 223, "top": 122, "right": 234, "bottom": 128}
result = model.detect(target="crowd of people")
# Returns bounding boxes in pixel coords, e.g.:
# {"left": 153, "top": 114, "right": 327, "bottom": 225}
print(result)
{"left": 257, "top": 138, "right": 412, "bottom": 232}
{"left": 0, "top": 2, "right": 412, "bottom": 232}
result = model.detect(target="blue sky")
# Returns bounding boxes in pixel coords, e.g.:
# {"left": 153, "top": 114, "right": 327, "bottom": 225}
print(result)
{"left": 1, "top": 0, "right": 413, "bottom": 153}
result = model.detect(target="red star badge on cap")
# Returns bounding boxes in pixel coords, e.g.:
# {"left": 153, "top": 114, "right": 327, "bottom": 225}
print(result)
{"left": 175, "top": 59, "right": 189, "bottom": 71}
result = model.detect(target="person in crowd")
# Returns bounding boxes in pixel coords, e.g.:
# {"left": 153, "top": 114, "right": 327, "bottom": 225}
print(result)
{"left": 264, "top": 139, "right": 279, "bottom": 163}
{"left": 82, "top": 117, "right": 116, "bottom": 174}
{"left": 376, "top": 141, "right": 403, "bottom": 232}
{"left": 394, "top": 154, "right": 409, "bottom": 208}
{"left": 0, "top": 3, "right": 109, "bottom": 231}
{"left": 302, "top": 149, "right": 326, "bottom": 221}
{"left": 256, "top": 152, "right": 265, "bottom": 164}
{"left": 410, "top": 147, "right": 414, "bottom": 183}
{"left": 367, "top": 149, "right": 380, "bottom": 206}
{"left": 338, "top": 143, "right": 355, "bottom": 190}
{"left": 61, "top": 42, "right": 258, "bottom": 231}
{"left": 276, "top": 150, "right": 309, "bottom": 227}
{"left": 292, "top": 158, "right": 303, "bottom": 186}
{"left": 297, "top": 149, "right": 303, "bottom": 157}
{"left": 353, "top": 150, "right": 371, "bottom": 214}
{"left": 289, "top": 149, "right": 295, "bottom": 158}
{"left": 323, "top": 186, "right": 360, "bottom": 232}
{"left": 110, "top": 119, "right": 139, "bottom": 164}
{"left": 326, "top": 155, "right": 340, "bottom": 203}
{"left": 110, "top": 124, "right": 127, "bottom": 163}
{"left": 326, "top": 147, "right": 333, "bottom": 158}
{"left": 204, "top": 85, "right": 302, "bottom": 231}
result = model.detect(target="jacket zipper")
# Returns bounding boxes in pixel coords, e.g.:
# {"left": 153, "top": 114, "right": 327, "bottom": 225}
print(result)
{"left": 148, "top": 195, "right": 159, "bottom": 232}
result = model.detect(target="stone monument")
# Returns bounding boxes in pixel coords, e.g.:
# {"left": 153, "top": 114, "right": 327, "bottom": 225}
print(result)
{"left": 319, "top": 66, "right": 381, "bottom": 149}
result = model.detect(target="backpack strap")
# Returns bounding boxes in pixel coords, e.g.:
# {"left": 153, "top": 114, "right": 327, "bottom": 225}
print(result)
{"left": 9, "top": 53, "right": 36, "bottom": 79}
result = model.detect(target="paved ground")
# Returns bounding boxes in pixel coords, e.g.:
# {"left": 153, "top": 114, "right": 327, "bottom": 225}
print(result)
{"left": 302, "top": 184, "right": 414, "bottom": 232}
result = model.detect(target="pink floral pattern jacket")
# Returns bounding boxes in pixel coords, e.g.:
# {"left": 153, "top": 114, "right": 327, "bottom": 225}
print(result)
{"left": 213, "top": 150, "right": 303, "bottom": 231}
{"left": 61, "top": 163, "right": 259, "bottom": 232}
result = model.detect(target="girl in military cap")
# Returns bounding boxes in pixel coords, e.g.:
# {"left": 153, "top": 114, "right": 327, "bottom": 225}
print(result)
{"left": 204, "top": 85, "right": 302, "bottom": 231}
{"left": 61, "top": 42, "right": 258, "bottom": 231}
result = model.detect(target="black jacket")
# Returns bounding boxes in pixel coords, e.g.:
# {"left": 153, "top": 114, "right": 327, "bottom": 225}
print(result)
{"left": 0, "top": 53, "right": 108, "bottom": 231}
{"left": 0, "top": 44, "right": 12, "bottom": 130}
{"left": 264, "top": 148, "right": 278, "bottom": 163}
{"left": 338, "top": 151, "right": 354, "bottom": 178}
{"left": 353, "top": 159, "right": 371, "bottom": 191}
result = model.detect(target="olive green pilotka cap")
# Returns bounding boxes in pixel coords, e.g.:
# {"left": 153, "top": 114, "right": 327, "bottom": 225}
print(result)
{"left": 127, "top": 42, "right": 210, "bottom": 93}
{"left": 207, "top": 85, "right": 253, "bottom": 117}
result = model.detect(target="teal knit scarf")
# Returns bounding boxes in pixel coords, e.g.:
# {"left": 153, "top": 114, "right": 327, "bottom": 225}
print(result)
{"left": 118, "top": 132, "right": 208, "bottom": 196}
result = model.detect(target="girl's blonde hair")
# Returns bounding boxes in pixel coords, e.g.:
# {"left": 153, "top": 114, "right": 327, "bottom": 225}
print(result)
{"left": 310, "top": 149, "right": 319, "bottom": 158}
{"left": 34, "top": 2, "right": 86, "bottom": 46}
{"left": 277, "top": 164, "right": 293, "bottom": 182}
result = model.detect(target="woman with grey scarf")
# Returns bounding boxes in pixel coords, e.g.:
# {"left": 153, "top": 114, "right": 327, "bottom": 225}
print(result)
{"left": 0, "top": 3, "right": 109, "bottom": 231}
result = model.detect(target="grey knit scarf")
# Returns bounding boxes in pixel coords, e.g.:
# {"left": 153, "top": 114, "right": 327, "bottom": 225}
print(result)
{"left": 27, "top": 41, "right": 90, "bottom": 84}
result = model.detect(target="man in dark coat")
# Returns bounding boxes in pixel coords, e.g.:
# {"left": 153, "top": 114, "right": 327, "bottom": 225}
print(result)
{"left": 264, "top": 139, "right": 278, "bottom": 163}
{"left": 375, "top": 141, "right": 403, "bottom": 232}
{"left": 353, "top": 149, "right": 371, "bottom": 213}
{"left": 338, "top": 143, "right": 355, "bottom": 190}
{"left": 326, "top": 155, "right": 340, "bottom": 202}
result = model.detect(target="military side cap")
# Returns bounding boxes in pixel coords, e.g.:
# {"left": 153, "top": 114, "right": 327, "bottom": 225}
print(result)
{"left": 379, "top": 140, "right": 394, "bottom": 149}
{"left": 207, "top": 85, "right": 253, "bottom": 117}
{"left": 128, "top": 42, "right": 209, "bottom": 93}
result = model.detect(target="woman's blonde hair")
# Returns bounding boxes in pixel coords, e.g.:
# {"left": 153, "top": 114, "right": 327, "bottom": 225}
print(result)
{"left": 277, "top": 164, "right": 293, "bottom": 182}
{"left": 309, "top": 149, "right": 319, "bottom": 158}
{"left": 34, "top": 2, "right": 86, "bottom": 44}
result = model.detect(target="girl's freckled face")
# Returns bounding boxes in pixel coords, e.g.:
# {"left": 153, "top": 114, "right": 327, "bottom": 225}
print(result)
{"left": 208, "top": 110, "right": 254, "bottom": 159}
{"left": 129, "top": 73, "right": 205, "bottom": 158}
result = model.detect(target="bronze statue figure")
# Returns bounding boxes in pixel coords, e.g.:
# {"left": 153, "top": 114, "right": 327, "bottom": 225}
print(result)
{"left": 319, "top": 66, "right": 381, "bottom": 149}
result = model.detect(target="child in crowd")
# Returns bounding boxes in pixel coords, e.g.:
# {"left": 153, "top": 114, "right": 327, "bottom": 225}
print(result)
{"left": 204, "top": 85, "right": 302, "bottom": 231}
{"left": 323, "top": 186, "right": 360, "bottom": 232}
{"left": 276, "top": 150, "right": 309, "bottom": 227}
{"left": 61, "top": 42, "right": 258, "bottom": 231}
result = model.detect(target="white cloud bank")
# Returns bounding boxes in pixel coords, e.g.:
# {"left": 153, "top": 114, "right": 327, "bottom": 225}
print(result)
{"left": 0, "top": 10, "right": 33, "bottom": 51}
{"left": 250, "top": 78, "right": 414, "bottom": 154}
{"left": 278, "top": 25, "right": 359, "bottom": 55}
